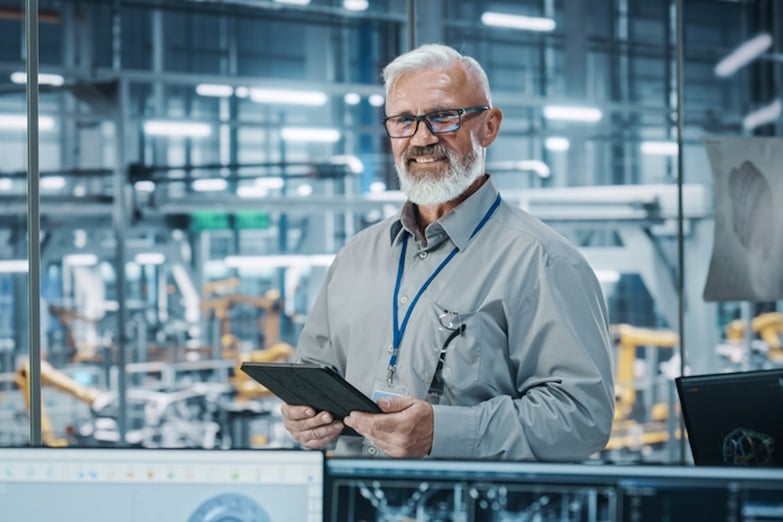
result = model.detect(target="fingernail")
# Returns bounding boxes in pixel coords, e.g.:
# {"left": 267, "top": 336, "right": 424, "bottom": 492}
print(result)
{"left": 322, "top": 413, "right": 331, "bottom": 422}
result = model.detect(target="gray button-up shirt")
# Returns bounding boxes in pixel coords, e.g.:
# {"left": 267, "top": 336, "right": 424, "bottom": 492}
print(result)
{"left": 296, "top": 176, "right": 615, "bottom": 461}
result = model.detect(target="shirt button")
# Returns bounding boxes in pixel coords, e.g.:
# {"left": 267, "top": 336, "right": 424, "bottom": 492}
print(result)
{"left": 418, "top": 251, "right": 428, "bottom": 259}
{"left": 387, "top": 345, "right": 394, "bottom": 353}
{"left": 367, "top": 445, "right": 378, "bottom": 456}
{"left": 399, "top": 295, "right": 409, "bottom": 304}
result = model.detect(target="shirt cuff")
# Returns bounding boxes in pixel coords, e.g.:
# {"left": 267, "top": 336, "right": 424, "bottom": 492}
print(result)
{"left": 430, "top": 404, "right": 477, "bottom": 458}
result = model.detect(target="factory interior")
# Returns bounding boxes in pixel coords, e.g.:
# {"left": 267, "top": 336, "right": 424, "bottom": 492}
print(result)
{"left": 1, "top": 0, "right": 783, "bottom": 520}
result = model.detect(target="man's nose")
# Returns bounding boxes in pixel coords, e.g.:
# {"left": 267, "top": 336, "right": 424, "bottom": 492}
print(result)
{"left": 409, "top": 120, "right": 440, "bottom": 146}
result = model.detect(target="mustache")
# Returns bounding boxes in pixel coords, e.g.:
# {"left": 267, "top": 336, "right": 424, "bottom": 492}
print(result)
{"left": 403, "top": 144, "right": 450, "bottom": 160}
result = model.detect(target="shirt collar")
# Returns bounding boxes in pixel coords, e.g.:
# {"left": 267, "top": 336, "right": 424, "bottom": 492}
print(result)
{"left": 388, "top": 174, "right": 501, "bottom": 251}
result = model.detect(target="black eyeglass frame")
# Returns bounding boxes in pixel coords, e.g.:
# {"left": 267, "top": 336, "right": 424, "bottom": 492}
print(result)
{"left": 382, "top": 105, "right": 490, "bottom": 138}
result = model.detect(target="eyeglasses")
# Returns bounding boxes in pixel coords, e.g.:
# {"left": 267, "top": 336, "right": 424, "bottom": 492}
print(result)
{"left": 382, "top": 106, "right": 489, "bottom": 138}
{"left": 429, "top": 310, "right": 467, "bottom": 398}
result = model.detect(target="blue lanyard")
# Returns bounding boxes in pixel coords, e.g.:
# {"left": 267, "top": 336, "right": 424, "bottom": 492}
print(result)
{"left": 387, "top": 194, "right": 502, "bottom": 385}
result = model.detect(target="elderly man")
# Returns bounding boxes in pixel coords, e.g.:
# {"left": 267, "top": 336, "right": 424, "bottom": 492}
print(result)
{"left": 281, "top": 43, "right": 615, "bottom": 460}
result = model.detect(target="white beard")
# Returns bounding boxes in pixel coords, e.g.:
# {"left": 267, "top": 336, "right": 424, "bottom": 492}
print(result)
{"left": 396, "top": 135, "right": 485, "bottom": 205}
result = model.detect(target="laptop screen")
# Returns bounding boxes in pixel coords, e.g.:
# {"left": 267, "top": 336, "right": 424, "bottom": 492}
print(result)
{"left": 676, "top": 368, "right": 783, "bottom": 467}
{"left": 326, "top": 458, "right": 783, "bottom": 521}
{"left": 0, "top": 447, "right": 324, "bottom": 522}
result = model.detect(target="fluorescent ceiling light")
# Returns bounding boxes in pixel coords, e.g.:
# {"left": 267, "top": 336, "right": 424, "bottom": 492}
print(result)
{"left": 297, "top": 184, "right": 313, "bottom": 197}
{"left": 481, "top": 12, "right": 556, "bottom": 32}
{"left": 595, "top": 270, "right": 621, "bottom": 283}
{"left": 0, "top": 260, "right": 28, "bottom": 273}
{"left": 545, "top": 137, "right": 570, "bottom": 151}
{"left": 743, "top": 98, "right": 781, "bottom": 131}
{"left": 330, "top": 155, "right": 363, "bottom": 173}
{"left": 281, "top": 127, "right": 341, "bottom": 143}
{"left": 41, "top": 176, "right": 66, "bottom": 190}
{"left": 343, "top": 0, "right": 368, "bottom": 11}
{"left": 237, "top": 185, "right": 268, "bottom": 198}
{"left": 543, "top": 105, "right": 602, "bottom": 122}
{"left": 144, "top": 120, "right": 211, "bottom": 138}
{"left": 0, "top": 178, "right": 13, "bottom": 191}
{"left": 195, "top": 83, "right": 234, "bottom": 97}
{"left": 274, "top": 0, "right": 310, "bottom": 4}
{"left": 134, "top": 180, "right": 156, "bottom": 192}
{"left": 192, "top": 178, "right": 228, "bottom": 192}
{"left": 224, "top": 254, "right": 335, "bottom": 269}
{"left": 254, "top": 176, "right": 285, "bottom": 190}
{"left": 135, "top": 252, "right": 166, "bottom": 265}
{"left": 640, "top": 141, "right": 679, "bottom": 156}
{"left": 369, "top": 181, "right": 386, "bottom": 193}
{"left": 64, "top": 253, "right": 98, "bottom": 266}
{"left": 368, "top": 94, "right": 385, "bottom": 107}
{"left": 0, "top": 114, "right": 55, "bottom": 131}
{"left": 250, "top": 88, "right": 327, "bottom": 106}
{"left": 344, "top": 92, "right": 361, "bottom": 105}
{"left": 714, "top": 33, "right": 772, "bottom": 77}
{"left": 235, "top": 86, "right": 250, "bottom": 98}
{"left": 11, "top": 72, "right": 65, "bottom": 86}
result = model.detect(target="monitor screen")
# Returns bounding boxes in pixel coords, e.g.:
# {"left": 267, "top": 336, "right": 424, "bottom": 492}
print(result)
{"left": 326, "top": 458, "right": 783, "bottom": 522}
{"left": 0, "top": 447, "right": 324, "bottom": 522}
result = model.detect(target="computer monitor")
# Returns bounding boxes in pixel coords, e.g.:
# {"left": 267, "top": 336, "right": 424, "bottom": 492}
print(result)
{"left": 676, "top": 368, "right": 783, "bottom": 467}
{"left": 326, "top": 458, "right": 783, "bottom": 521}
{"left": 0, "top": 447, "right": 324, "bottom": 522}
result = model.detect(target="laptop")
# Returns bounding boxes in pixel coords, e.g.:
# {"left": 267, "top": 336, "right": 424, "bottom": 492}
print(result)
{"left": 676, "top": 368, "right": 783, "bottom": 467}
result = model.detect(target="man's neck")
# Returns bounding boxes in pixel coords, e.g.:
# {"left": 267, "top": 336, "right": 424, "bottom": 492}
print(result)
{"left": 414, "top": 174, "right": 488, "bottom": 236}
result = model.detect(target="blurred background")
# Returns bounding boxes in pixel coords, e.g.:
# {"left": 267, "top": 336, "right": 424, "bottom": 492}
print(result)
{"left": 1, "top": 0, "right": 781, "bottom": 464}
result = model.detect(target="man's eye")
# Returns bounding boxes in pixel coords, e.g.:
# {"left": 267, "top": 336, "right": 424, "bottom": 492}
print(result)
{"left": 430, "top": 111, "right": 458, "bottom": 123}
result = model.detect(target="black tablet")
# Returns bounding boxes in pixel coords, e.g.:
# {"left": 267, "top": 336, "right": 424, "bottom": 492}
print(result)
{"left": 239, "top": 361, "right": 382, "bottom": 437}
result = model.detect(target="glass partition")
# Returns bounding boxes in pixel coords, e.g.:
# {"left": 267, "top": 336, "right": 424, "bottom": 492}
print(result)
{"left": 3, "top": 0, "right": 781, "bottom": 467}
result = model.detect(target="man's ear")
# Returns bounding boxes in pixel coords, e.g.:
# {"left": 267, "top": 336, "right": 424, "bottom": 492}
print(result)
{"left": 479, "top": 107, "right": 503, "bottom": 148}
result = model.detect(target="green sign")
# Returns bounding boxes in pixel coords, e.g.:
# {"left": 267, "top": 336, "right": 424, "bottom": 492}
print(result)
{"left": 190, "top": 211, "right": 270, "bottom": 230}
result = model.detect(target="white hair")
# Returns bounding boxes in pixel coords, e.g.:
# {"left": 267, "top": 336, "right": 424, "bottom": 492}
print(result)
{"left": 382, "top": 44, "right": 492, "bottom": 105}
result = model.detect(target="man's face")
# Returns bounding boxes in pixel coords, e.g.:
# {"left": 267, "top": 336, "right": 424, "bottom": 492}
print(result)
{"left": 385, "top": 64, "right": 498, "bottom": 205}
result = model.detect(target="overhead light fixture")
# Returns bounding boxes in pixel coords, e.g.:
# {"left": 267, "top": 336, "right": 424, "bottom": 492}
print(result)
{"left": 254, "top": 177, "right": 285, "bottom": 190}
{"left": 595, "top": 270, "right": 621, "bottom": 283}
{"left": 195, "top": 84, "right": 234, "bottom": 97}
{"left": 143, "top": 120, "right": 211, "bottom": 138}
{"left": 134, "top": 180, "right": 156, "bottom": 192}
{"left": 41, "top": 176, "right": 66, "bottom": 190}
{"left": 368, "top": 94, "right": 385, "bottom": 107}
{"left": 135, "top": 252, "right": 166, "bottom": 265}
{"left": 224, "top": 254, "right": 335, "bottom": 269}
{"left": 545, "top": 137, "right": 570, "bottom": 151}
{"left": 743, "top": 98, "right": 781, "bottom": 131}
{"left": 274, "top": 0, "right": 310, "bottom": 5}
{"left": 192, "top": 178, "right": 228, "bottom": 192}
{"left": 640, "top": 141, "right": 679, "bottom": 156}
{"left": 481, "top": 12, "right": 556, "bottom": 32}
{"left": 714, "top": 33, "right": 772, "bottom": 77}
{"left": 250, "top": 88, "right": 327, "bottom": 106}
{"left": 344, "top": 92, "right": 361, "bottom": 105}
{"left": 343, "top": 0, "right": 368, "bottom": 11}
{"left": 64, "top": 253, "right": 99, "bottom": 267}
{"left": 281, "top": 127, "right": 341, "bottom": 143}
{"left": 235, "top": 86, "right": 250, "bottom": 98}
{"left": 0, "top": 260, "right": 28, "bottom": 273}
{"left": 297, "top": 184, "right": 313, "bottom": 197}
{"left": 543, "top": 105, "right": 602, "bottom": 123}
{"left": 10, "top": 72, "right": 64, "bottom": 86}
{"left": 237, "top": 185, "right": 268, "bottom": 198}
{"left": 0, "top": 178, "right": 13, "bottom": 191}
{"left": 0, "top": 114, "right": 55, "bottom": 131}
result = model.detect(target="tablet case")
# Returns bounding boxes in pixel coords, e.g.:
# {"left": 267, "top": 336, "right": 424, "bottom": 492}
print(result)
{"left": 240, "top": 361, "right": 382, "bottom": 437}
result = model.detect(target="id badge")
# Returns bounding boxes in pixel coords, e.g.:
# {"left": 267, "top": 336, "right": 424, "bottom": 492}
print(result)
{"left": 371, "top": 379, "right": 407, "bottom": 403}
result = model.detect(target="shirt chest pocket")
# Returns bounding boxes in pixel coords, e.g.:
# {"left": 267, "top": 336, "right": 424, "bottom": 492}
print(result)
{"left": 430, "top": 301, "right": 506, "bottom": 393}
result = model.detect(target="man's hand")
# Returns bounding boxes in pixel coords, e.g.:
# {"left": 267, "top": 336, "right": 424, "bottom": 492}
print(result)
{"left": 343, "top": 396, "right": 433, "bottom": 458}
{"left": 280, "top": 403, "right": 343, "bottom": 449}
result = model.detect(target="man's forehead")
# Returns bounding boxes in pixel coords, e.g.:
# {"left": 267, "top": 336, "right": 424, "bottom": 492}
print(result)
{"left": 387, "top": 65, "right": 475, "bottom": 109}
